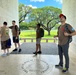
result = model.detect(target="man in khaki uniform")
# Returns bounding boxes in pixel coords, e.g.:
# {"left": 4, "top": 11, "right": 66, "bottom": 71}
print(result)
{"left": 9, "top": 20, "right": 21, "bottom": 52}
{"left": 55, "top": 14, "right": 76, "bottom": 73}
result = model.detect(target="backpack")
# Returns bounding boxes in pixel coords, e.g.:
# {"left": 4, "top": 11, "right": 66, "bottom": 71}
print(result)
{"left": 58, "top": 24, "right": 72, "bottom": 43}
{"left": 65, "top": 24, "right": 72, "bottom": 43}
{"left": 15, "top": 25, "right": 21, "bottom": 35}
{"left": 40, "top": 28, "right": 44, "bottom": 37}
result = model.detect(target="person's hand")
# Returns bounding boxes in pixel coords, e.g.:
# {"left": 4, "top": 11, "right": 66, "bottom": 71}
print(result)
{"left": 64, "top": 32, "right": 70, "bottom": 36}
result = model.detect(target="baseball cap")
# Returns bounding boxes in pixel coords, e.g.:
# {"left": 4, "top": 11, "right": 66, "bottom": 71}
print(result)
{"left": 59, "top": 14, "right": 66, "bottom": 19}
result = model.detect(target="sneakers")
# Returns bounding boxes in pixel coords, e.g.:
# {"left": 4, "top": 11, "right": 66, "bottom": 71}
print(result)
{"left": 19, "top": 49, "right": 22, "bottom": 52}
{"left": 55, "top": 64, "right": 63, "bottom": 69}
{"left": 55, "top": 65, "right": 68, "bottom": 73}
{"left": 1, "top": 54, "right": 7, "bottom": 57}
{"left": 7, "top": 53, "right": 10, "bottom": 56}
{"left": 13, "top": 48, "right": 22, "bottom": 52}
{"left": 62, "top": 68, "right": 68, "bottom": 73}
{"left": 13, "top": 48, "right": 17, "bottom": 51}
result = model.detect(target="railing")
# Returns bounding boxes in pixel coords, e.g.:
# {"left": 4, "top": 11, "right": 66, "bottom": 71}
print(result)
{"left": 20, "top": 37, "right": 58, "bottom": 43}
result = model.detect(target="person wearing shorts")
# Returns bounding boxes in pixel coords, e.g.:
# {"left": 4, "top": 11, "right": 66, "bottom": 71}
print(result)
{"left": 0, "top": 22, "right": 11, "bottom": 57}
{"left": 9, "top": 20, "right": 21, "bottom": 52}
{"left": 33, "top": 23, "right": 42, "bottom": 55}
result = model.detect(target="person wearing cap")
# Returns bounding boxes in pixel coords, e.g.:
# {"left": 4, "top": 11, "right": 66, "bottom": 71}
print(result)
{"left": 55, "top": 14, "right": 76, "bottom": 73}
{"left": 0, "top": 22, "right": 11, "bottom": 57}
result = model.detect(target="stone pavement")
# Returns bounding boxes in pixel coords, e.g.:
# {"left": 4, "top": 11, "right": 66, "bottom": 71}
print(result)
{"left": 11, "top": 43, "right": 58, "bottom": 55}
{"left": 0, "top": 43, "right": 76, "bottom": 75}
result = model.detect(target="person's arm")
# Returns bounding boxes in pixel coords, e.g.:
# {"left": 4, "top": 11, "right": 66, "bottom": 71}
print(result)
{"left": 64, "top": 31, "right": 76, "bottom": 36}
{"left": 8, "top": 26, "right": 13, "bottom": 29}
{"left": 64, "top": 25, "right": 76, "bottom": 36}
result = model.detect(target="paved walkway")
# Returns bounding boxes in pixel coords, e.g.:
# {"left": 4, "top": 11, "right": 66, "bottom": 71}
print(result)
{"left": 11, "top": 43, "right": 58, "bottom": 55}
{"left": 0, "top": 43, "right": 76, "bottom": 75}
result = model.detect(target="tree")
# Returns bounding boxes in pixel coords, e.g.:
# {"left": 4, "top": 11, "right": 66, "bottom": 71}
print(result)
{"left": 19, "top": 3, "right": 32, "bottom": 23}
{"left": 19, "top": 22, "right": 29, "bottom": 30}
{"left": 29, "top": 6, "right": 61, "bottom": 35}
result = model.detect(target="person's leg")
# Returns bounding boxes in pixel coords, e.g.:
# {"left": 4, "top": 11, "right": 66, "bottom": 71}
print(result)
{"left": 1, "top": 41, "right": 7, "bottom": 56}
{"left": 58, "top": 45, "right": 63, "bottom": 66}
{"left": 13, "top": 37, "right": 17, "bottom": 51}
{"left": 55, "top": 45, "right": 63, "bottom": 68}
{"left": 62, "top": 43, "right": 69, "bottom": 69}
{"left": 37, "top": 38, "right": 42, "bottom": 54}
{"left": 14, "top": 43, "right": 17, "bottom": 49}
{"left": 39, "top": 44, "right": 41, "bottom": 51}
{"left": 33, "top": 39, "right": 39, "bottom": 55}
{"left": 16, "top": 37, "right": 22, "bottom": 52}
{"left": 18, "top": 43, "right": 22, "bottom": 52}
{"left": 4, "top": 49, "right": 6, "bottom": 54}
{"left": 7, "top": 48, "right": 10, "bottom": 55}
{"left": 7, "top": 48, "right": 9, "bottom": 53}
{"left": 1, "top": 49, "right": 7, "bottom": 57}
{"left": 36, "top": 44, "right": 39, "bottom": 52}
{"left": 37, "top": 44, "right": 42, "bottom": 54}
{"left": 62, "top": 43, "right": 69, "bottom": 73}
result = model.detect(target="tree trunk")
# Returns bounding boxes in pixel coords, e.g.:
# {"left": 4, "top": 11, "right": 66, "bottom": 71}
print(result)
{"left": 48, "top": 30, "right": 50, "bottom": 36}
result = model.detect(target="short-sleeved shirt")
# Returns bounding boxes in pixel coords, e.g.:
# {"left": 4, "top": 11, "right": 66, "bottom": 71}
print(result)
{"left": 58, "top": 23, "right": 75, "bottom": 45}
{"left": 9, "top": 25, "right": 19, "bottom": 37}
{"left": 0, "top": 27, "right": 9, "bottom": 41}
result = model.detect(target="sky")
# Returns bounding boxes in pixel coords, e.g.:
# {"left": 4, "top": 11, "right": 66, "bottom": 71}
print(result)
{"left": 18, "top": 0, "right": 62, "bottom": 9}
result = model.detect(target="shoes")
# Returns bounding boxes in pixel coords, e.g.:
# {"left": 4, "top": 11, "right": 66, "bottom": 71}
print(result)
{"left": 1, "top": 54, "right": 7, "bottom": 57}
{"left": 19, "top": 49, "right": 22, "bottom": 52}
{"left": 33, "top": 51, "right": 42, "bottom": 55}
{"left": 62, "top": 68, "right": 68, "bottom": 73}
{"left": 55, "top": 64, "right": 63, "bottom": 69}
{"left": 7, "top": 53, "right": 10, "bottom": 56}
{"left": 33, "top": 52, "right": 37, "bottom": 55}
{"left": 37, "top": 51, "right": 42, "bottom": 54}
{"left": 13, "top": 48, "right": 17, "bottom": 51}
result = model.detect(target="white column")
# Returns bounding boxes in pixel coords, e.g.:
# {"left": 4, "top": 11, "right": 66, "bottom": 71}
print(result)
{"left": 62, "top": 0, "right": 76, "bottom": 44}
{"left": 0, "top": 0, "right": 18, "bottom": 44}
{"left": 0, "top": 0, "right": 19, "bottom": 25}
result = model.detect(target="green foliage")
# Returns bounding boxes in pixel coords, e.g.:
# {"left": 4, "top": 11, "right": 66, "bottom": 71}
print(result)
{"left": 19, "top": 22, "right": 29, "bottom": 30}
{"left": 19, "top": 3, "right": 32, "bottom": 23}
{"left": 19, "top": 3, "right": 62, "bottom": 34}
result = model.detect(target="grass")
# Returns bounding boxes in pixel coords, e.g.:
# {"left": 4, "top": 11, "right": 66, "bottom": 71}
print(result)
{"left": 20, "top": 30, "right": 57, "bottom": 38}
{"left": 20, "top": 30, "right": 58, "bottom": 43}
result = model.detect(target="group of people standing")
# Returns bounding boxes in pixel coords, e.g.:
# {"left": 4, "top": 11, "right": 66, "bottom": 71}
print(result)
{"left": 0, "top": 20, "right": 21, "bottom": 57}
{"left": 0, "top": 14, "right": 76, "bottom": 73}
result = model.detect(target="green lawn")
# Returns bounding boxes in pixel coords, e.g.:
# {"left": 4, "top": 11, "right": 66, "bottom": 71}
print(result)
{"left": 20, "top": 30, "right": 57, "bottom": 38}
{"left": 20, "top": 30, "right": 58, "bottom": 43}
